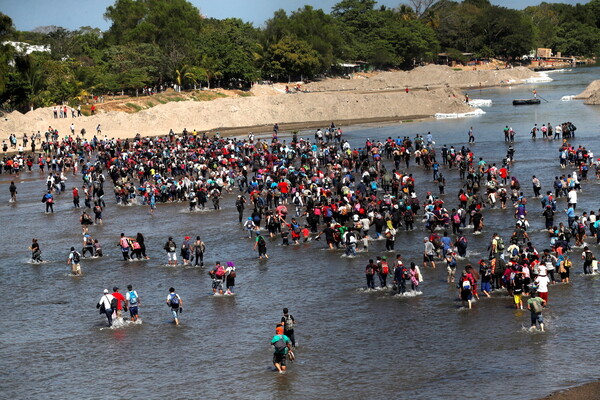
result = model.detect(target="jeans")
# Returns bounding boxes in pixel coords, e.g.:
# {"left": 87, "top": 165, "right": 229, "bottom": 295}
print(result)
{"left": 105, "top": 308, "right": 113, "bottom": 326}
{"left": 345, "top": 244, "right": 356, "bottom": 256}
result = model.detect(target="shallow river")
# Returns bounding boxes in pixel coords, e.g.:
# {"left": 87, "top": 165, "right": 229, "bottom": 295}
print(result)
{"left": 1, "top": 66, "right": 599, "bottom": 400}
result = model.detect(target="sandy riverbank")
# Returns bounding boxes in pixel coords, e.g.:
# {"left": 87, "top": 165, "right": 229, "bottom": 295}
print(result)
{"left": 536, "top": 381, "right": 600, "bottom": 400}
{"left": 575, "top": 79, "right": 600, "bottom": 105}
{"left": 0, "top": 65, "right": 541, "bottom": 142}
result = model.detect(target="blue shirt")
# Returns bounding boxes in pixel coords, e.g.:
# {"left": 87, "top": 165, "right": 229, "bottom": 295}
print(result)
{"left": 566, "top": 207, "right": 575, "bottom": 218}
{"left": 441, "top": 236, "right": 452, "bottom": 250}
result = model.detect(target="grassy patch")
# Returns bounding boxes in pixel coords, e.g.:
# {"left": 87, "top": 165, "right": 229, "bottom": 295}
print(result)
{"left": 452, "top": 68, "right": 463, "bottom": 71}
{"left": 156, "top": 98, "right": 167, "bottom": 104}
{"left": 402, "top": 119, "right": 414, "bottom": 123}
{"left": 126, "top": 103, "right": 142, "bottom": 112}
{"left": 146, "top": 101, "right": 155, "bottom": 108}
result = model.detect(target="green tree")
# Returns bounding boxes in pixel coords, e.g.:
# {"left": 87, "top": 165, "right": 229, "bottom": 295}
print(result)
{"left": 265, "top": 36, "right": 321, "bottom": 80}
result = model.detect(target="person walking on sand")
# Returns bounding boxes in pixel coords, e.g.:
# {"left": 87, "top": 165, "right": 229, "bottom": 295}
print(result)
{"left": 167, "top": 287, "right": 182, "bottom": 325}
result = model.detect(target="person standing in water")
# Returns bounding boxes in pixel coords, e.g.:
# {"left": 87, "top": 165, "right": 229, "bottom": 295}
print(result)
{"left": 254, "top": 233, "right": 269, "bottom": 259}
{"left": 30, "top": 238, "right": 42, "bottom": 262}
{"left": 527, "top": 290, "right": 546, "bottom": 332}
{"left": 126, "top": 284, "right": 141, "bottom": 322}
{"left": 193, "top": 236, "right": 206, "bottom": 266}
{"left": 9, "top": 181, "right": 17, "bottom": 202}
{"left": 271, "top": 325, "right": 292, "bottom": 373}
{"left": 67, "top": 247, "right": 81, "bottom": 275}
{"left": 96, "top": 289, "right": 115, "bottom": 327}
{"left": 167, "top": 287, "right": 182, "bottom": 325}
{"left": 281, "top": 308, "right": 297, "bottom": 347}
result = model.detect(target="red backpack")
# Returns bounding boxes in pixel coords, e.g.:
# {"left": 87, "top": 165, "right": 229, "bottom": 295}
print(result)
{"left": 381, "top": 262, "right": 389, "bottom": 274}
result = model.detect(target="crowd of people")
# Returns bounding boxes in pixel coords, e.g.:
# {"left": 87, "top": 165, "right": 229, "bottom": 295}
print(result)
{"left": 4, "top": 116, "right": 599, "bottom": 372}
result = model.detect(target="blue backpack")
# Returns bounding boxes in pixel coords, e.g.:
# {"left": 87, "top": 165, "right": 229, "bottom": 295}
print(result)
{"left": 169, "top": 293, "right": 180, "bottom": 307}
{"left": 128, "top": 291, "right": 138, "bottom": 306}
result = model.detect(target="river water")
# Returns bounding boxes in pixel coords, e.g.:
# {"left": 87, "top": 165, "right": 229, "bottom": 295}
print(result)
{"left": 1, "top": 66, "right": 599, "bottom": 400}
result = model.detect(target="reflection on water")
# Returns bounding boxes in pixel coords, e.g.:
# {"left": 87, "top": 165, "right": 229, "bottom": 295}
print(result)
{"left": 1, "top": 67, "right": 599, "bottom": 400}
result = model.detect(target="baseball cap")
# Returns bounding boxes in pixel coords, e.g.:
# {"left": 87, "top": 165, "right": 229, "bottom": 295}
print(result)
{"left": 103, "top": 289, "right": 109, "bottom": 294}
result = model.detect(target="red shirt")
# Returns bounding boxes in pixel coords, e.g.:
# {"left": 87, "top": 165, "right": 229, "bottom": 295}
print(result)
{"left": 112, "top": 292, "right": 126, "bottom": 309}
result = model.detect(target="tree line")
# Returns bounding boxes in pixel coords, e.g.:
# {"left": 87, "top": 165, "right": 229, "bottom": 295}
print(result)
{"left": 1, "top": 0, "right": 599, "bottom": 112}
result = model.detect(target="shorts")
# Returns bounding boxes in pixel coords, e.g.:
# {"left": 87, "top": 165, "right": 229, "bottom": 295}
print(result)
{"left": 273, "top": 352, "right": 286, "bottom": 366}
{"left": 481, "top": 282, "right": 491, "bottom": 293}
{"left": 513, "top": 294, "right": 522, "bottom": 304}
{"left": 212, "top": 279, "right": 224, "bottom": 290}
{"left": 539, "top": 292, "right": 548, "bottom": 302}
{"left": 461, "top": 289, "right": 472, "bottom": 301}
{"left": 171, "top": 307, "right": 179, "bottom": 319}
{"left": 167, "top": 252, "right": 177, "bottom": 261}
{"left": 129, "top": 306, "right": 139, "bottom": 317}
{"left": 423, "top": 254, "right": 434, "bottom": 263}
{"left": 447, "top": 266, "right": 455, "bottom": 275}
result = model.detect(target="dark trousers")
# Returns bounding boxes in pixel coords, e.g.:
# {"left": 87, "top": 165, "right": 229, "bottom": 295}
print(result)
{"left": 366, "top": 274, "right": 375, "bottom": 289}
{"left": 284, "top": 330, "right": 296, "bottom": 347}
{"left": 105, "top": 308, "right": 113, "bottom": 326}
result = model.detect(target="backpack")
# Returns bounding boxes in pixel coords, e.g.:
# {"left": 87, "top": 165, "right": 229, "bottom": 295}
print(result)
{"left": 72, "top": 251, "right": 80, "bottom": 264}
{"left": 273, "top": 336, "right": 287, "bottom": 352}
{"left": 169, "top": 293, "right": 180, "bottom": 308}
{"left": 453, "top": 214, "right": 461, "bottom": 224}
{"left": 346, "top": 232, "right": 355, "bottom": 245}
{"left": 381, "top": 262, "right": 389, "bottom": 274}
{"left": 366, "top": 264, "right": 374, "bottom": 275}
{"left": 530, "top": 298, "right": 543, "bottom": 313}
{"left": 585, "top": 251, "right": 593, "bottom": 262}
{"left": 462, "top": 278, "right": 471, "bottom": 290}
{"left": 284, "top": 315, "right": 295, "bottom": 331}
{"left": 128, "top": 291, "right": 138, "bottom": 306}
{"left": 458, "top": 236, "right": 467, "bottom": 247}
{"left": 257, "top": 236, "right": 266, "bottom": 246}
{"left": 110, "top": 297, "right": 118, "bottom": 310}
{"left": 496, "top": 238, "right": 505, "bottom": 251}
{"left": 401, "top": 267, "right": 410, "bottom": 280}
{"left": 460, "top": 193, "right": 467, "bottom": 202}
{"left": 167, "top": 241, "right": 176, "bottom": 252}
{"left": 578, "top": 223, "right": 585, "bottom": 234}
{"left": 229, "top": 268, "right": 236, "bottom": 278}
{"left": 215, "top": 265, "right": 225, "bottom": 278}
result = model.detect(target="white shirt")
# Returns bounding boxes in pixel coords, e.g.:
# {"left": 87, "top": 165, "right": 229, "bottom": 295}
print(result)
{"left": 568, "top": 190, "right": 577, "bottom": 204}
{"left": 98, "top": 294, "right": 114, "bottom": 309}
{"left": 535, "top": 275, "right": 549, "bottom": 292}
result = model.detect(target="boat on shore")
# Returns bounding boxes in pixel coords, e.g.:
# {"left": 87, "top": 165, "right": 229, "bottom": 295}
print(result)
{"left": 512, "top": 98, "right": 541, "bottom": 105}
